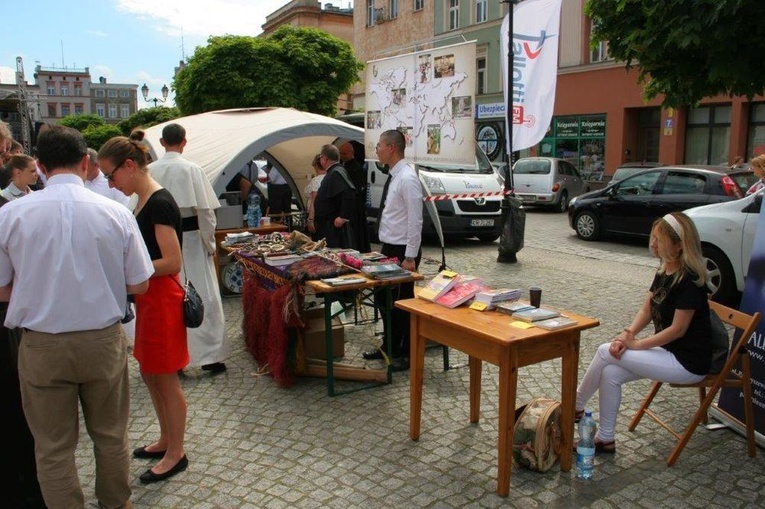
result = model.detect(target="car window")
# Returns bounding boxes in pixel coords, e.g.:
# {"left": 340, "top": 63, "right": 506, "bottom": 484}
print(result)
{"left": 566, "top": 161, "right": 582, "bottom": 178}
{"left": 558, "top": 162, "right": 571, "bottom": 176}
{"left": 514, "top": 159, "right": 551, "bottom": 175}
{"left": 612, "top": 167, "right": 641, "bottom": 181}
{"left": 729, "top": 171, "right": 757, "bottom": 194}
{"left": 616, "top": 171, "right": 661, "bottom": 196}
{"left": 660, "top": 171, "right": 706, "bottom": 195}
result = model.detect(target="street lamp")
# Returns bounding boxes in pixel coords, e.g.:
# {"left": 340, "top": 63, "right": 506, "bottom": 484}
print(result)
{"left": 141, "top": 83, "right": 169, "bottom": 107}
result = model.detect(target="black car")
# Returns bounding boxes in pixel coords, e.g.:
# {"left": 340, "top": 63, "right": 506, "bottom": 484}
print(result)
{"left": 568, "top": 165, "right": 757, "bottom": 241}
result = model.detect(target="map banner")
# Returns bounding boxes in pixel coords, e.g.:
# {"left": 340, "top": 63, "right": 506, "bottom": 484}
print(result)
{"left": 500, "top": 0, "right": 563, "bottom": 152}
{"left": 365, "top": 41, "right": 476, "bottom": 166}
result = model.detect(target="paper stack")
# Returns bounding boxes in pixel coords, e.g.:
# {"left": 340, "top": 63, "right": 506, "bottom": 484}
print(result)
{"left": 417, "top": 270, "right": 459, "bottom": 301}
{"left": 473, "top": 288, "right": 521, "bottom": 308}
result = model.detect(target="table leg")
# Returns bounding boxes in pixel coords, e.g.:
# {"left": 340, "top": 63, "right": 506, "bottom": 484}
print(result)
{"left": 469, "top": 356, "right": 482, "bottom": 423}
{"left": 559, "top": 333, "right": 580, "bottom": 472}
{"left": 324, "top": 294, "right": 335, "bottom": 397}
{"left": 384, "top": 286, "right": 393, "bottom": 383}
{"left": 496, "top": 349, "right": 518, "bottom": 497}
{"left": 409, "top": 315, "right": 424, "bottom": 441}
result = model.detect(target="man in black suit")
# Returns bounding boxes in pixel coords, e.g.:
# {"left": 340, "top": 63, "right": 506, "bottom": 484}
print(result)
{"left": 338, "top": 141, "right": 370, "bottom": 252}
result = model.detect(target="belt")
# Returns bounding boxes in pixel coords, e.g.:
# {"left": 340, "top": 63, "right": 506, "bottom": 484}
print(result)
{"left": 182, "top": 216, "right": 199, "bottom": 232}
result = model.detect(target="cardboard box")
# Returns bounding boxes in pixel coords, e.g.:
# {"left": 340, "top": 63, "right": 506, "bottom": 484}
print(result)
{"left": 303, "top": 307, "right": 345, "bottom": 360}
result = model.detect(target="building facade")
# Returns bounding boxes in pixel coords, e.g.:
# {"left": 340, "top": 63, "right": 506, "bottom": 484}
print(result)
{"left": 89, "top": 76, "right": 139, "bottom": 125}
{"left": 353, "top": 1, "right": 765, "bottom": 177}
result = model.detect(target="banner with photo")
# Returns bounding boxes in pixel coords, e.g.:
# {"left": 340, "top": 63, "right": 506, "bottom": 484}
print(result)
{"left": 712, "top": 198, "right": 765, "bottom": 446}
{"left": 365, "top": 41, "right": 476, "bottom": 165}
{"left": 500, "top": 0, "right": 563, "bottom": 152}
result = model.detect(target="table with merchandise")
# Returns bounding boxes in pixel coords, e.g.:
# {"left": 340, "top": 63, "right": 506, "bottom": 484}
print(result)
{"left": 397, "top": 286, "right": 599, "bottom": 497}
{"left": 227, "top": 231, "right": 422, "bottom": 395}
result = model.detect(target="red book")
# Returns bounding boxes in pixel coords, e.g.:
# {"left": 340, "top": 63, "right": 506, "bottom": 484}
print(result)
{"left": 435, "top": 276, "right": 486, "bottom": 308}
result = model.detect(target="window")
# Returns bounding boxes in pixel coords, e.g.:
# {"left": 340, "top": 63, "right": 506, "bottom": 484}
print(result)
{"left": 73, "top": 84, "right": 82, "bottom": 96}
{"left": 74, "top": 103, "right": 84, "bottom": 115}
{"left": 389, "top": 0, "right": 398, "bottom": 19}
{"left": 476, "top": 58, "right": 486, "bottom": 95}
{"left": 685, "top": 105, "right": 731, "bottom": 165}
{"left": 449, "top": 0, "right": 460, "bottom": 30}
{"left": 414, "top": 0, "right": 423, "bottom": 10}
{"left": 476, "top": 0, "right": 487, "bottom": 23}
{"left": 367, "top": 0, "right": 375, "bottom": 26}
{"left": 47, "top": 103, "right": 56, "bottom": 117}
{"left": 96, "top": 103, "right": 105, "bottom": 117}
{"left": 108, "top": 104, "right": 118, "bottom": 118}
{"left": 119, "top": 90, "right": 129, "bottom": 98}
{"left": 95, "top": 90, "right": 105, "bottom": 98}
{"left": 661, "top": 171, "right": 707, "bottom": 195}
{"left": 616, "top": 171, "right": 661, "bottom": 197}
{"left": 747, "top": 103, "right": 765, "bottom": 160}
{"left": 591, "top": 41, "right": 609, "bottom": 63}
{"left": 120, "top": 104, "right": 130, "bottom": 118}
{"left": 61, "top": 104, "right": 70, "bottom": 117}
{"left": 60, "top": 84, "right": 69, "bottom": 96}
{"left": 47, "top": 82, "right": 56, "bottom": 95}
{"left": 107, "top": 90, "right": 117, "bottom": 98}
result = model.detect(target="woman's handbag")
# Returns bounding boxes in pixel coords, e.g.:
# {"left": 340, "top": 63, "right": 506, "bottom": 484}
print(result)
{"left": 175, "top": 277, "right": 204, "bottom": 328}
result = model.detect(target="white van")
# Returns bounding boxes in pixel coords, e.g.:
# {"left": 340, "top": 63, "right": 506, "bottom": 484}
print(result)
{"left": 367, "top": 145, "right": 504, "bottom": 242}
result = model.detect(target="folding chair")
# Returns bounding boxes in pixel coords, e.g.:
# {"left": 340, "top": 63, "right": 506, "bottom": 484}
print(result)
{"left": 627, "top": 300, "right": 760, "bottom": 466}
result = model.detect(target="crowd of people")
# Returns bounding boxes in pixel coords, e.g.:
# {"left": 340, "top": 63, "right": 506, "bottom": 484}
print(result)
{"left": 0, "top": 121, "right": 229, "bottom": 508}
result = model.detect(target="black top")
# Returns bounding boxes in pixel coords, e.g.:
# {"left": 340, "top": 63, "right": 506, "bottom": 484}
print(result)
{"left": 649, "top": 269, "right": 712, "bottom": 375}
{"left": 136, "top": 188, "right": 183, "bottom": 260}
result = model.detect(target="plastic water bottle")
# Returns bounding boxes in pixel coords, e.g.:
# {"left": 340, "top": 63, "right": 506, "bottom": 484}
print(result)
{"left": 576, "top": 410, "right": 596, "bottom": 479}
{"left": 246, "top": 193, "right": 261, "bottom": 227}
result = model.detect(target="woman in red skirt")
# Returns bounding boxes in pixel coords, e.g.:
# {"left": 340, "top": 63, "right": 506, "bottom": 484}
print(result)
{"left": 99, "top": 137, "right": 190, "bottom": 484}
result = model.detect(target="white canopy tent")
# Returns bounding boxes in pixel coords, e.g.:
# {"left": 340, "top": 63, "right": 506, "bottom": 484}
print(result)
{"left": 141, "top": 107, "right": 365, "bottom": 204}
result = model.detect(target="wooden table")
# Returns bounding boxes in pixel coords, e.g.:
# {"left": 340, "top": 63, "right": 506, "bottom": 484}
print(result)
{"left": 396, "top": 298, "right": 599, "bottom": 497}
{"left": 306, "top": 272, "right": 423, "bottom": 397}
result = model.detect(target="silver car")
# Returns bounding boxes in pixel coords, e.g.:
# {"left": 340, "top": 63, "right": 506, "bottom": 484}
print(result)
{"left": 511, "top": 157, "right": 588, "bottom": 213}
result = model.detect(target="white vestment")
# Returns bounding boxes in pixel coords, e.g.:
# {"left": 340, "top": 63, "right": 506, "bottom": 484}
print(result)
{"left": 150, "top": 151, "right": 229, "bottom": 366}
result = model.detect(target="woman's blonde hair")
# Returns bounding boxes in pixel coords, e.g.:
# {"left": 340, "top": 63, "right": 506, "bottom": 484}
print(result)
{"left": 750, "top": 154, "right": 765, "bottom": 171}
{"left": 651, "top": 212, "right": 707, "bottom": 287}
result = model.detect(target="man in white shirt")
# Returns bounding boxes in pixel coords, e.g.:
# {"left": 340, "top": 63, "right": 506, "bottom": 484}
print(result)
{"left": 150, "top": 123, "right": 229, "bottom": 374}
{"left": 84, "top": 148, "right": 131, "bottom": 207}
{"left": 0, "top": 125, "right": 154, "bottom": 508}
{"left": 363, "top": 129, "right": 423, "bottom": 371}
{"left": 266, "top": 161, "right": 293, "bottom": 220}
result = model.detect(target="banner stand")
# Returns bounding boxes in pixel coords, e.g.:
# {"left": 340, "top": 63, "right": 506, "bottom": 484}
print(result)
{"left": 709, "top": 406, "right": 765, "bottom": 448}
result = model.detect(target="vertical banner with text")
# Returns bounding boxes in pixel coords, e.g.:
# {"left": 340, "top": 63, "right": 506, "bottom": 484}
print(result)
{"left": 714, "top": 198, "right": 765, "bottom": 445}
{"left": 500, "top": 0, "right": 563, "bottom": 153}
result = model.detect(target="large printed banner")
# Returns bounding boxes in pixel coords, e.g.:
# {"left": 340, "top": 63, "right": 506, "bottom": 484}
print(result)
{"left": 500, "top": 0, "right": 563, "bottom": 152}
{"left": 365, "top": 41, "right": 476, "bottom": 166}
{"left": 714, "top": 199, "right": 765, "bottom": 445}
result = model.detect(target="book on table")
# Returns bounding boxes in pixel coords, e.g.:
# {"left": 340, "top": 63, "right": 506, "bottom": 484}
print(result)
{"left": 494, "top": 301, "right": 535, "bottom": 315}
{"left": 534, "top": 316, "right": 578, "bottom": 330}
{"left": 511, "top": 307, "right": 560, "bottom": 322}
{"left": 434, "top": 275, "right": 485, "bottom": 308}
{"left": 320, "top": 275, "right": 368, "bottom": 286}
{"left": 361, "top": 263, "right": 410, "bottom": 280}
{"left": 263, "top": 253, "right": 303, "bottom": 267}
{"left": 418, "top": 269, "right": 459, "bottom": 301}
{"left": 473, "top": 288, "right": 521, "bottom": 304}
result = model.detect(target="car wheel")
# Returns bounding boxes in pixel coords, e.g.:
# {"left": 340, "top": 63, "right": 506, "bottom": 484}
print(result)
{"left": 477, "top": 233, "right": 500, "bottom": 242}
{"left": 556, "top": 191, "right": 569, "bottom": 213}
{"left": 702, "top": 245, "right": 738, "bottom": 306}
{"left": 574, "top": 211, "right": 600, "bottom": 241}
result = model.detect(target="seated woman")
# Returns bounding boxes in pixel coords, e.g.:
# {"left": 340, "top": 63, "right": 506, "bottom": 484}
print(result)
{"left": 575, "top": 212, "right": 711, "bottom": 453}
{"left": 1, "top": 154, "right": 38, "bottom": 201}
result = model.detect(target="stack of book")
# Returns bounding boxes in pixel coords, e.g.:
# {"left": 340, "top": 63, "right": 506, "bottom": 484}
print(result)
{"left": 361, "top": 263, "right": 411, "bottom": 280}
{"left": 435, "top": 275, "right": 486, "bottom": 308}
{"left": 473, "top": 288, "right": 521, "bottom": 308}
{"left": 495, "top": 301, "right": 536, "bottom": 316}
{"left": 418, "top": 270, "right": 459, "bottom": 302}
{"left": 511, "top": 307, "right": 560, "bottom": 322}
{"left": 263, "top": 253, "right": 303, "bottom": 267}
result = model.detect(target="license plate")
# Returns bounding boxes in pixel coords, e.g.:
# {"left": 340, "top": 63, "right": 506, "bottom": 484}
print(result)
{"left": 470, "top": 219, "right": 495, "bottom": 227}
{"left": 518, "top": 195, "right": 534, "bottom": 201}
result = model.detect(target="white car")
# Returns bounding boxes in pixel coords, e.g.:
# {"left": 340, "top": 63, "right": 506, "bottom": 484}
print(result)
{"left": 684, "top": 188, "right": 764, "bottom": 305}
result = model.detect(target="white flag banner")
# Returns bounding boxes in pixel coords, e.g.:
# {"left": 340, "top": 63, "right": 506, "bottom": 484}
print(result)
{"left": 500, "top": 0, "right": 563, "bottom": 153}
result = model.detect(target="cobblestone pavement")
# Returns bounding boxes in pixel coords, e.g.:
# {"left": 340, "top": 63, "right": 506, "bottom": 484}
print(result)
{"left": 74, "top": 209, "right": 765, "bottom": 508}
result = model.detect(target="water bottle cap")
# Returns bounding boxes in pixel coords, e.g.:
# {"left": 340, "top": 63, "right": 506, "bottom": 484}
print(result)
{"left": 585, "top": 410, "right": 592, "bottom": 417}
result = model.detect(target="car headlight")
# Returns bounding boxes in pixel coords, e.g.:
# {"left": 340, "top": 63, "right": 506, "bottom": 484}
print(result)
{"left": 421, "top": 174, "right": 446, "bottom": 194}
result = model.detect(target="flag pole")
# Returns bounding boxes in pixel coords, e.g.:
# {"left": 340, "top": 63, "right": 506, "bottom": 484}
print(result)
{"left": 497, "top": 0, "right": 524, "bottom": 263}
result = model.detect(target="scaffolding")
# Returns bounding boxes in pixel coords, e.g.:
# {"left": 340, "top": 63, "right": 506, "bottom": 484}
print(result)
{"left": 15, "top": 56, "right": 32, "bottom": 152}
